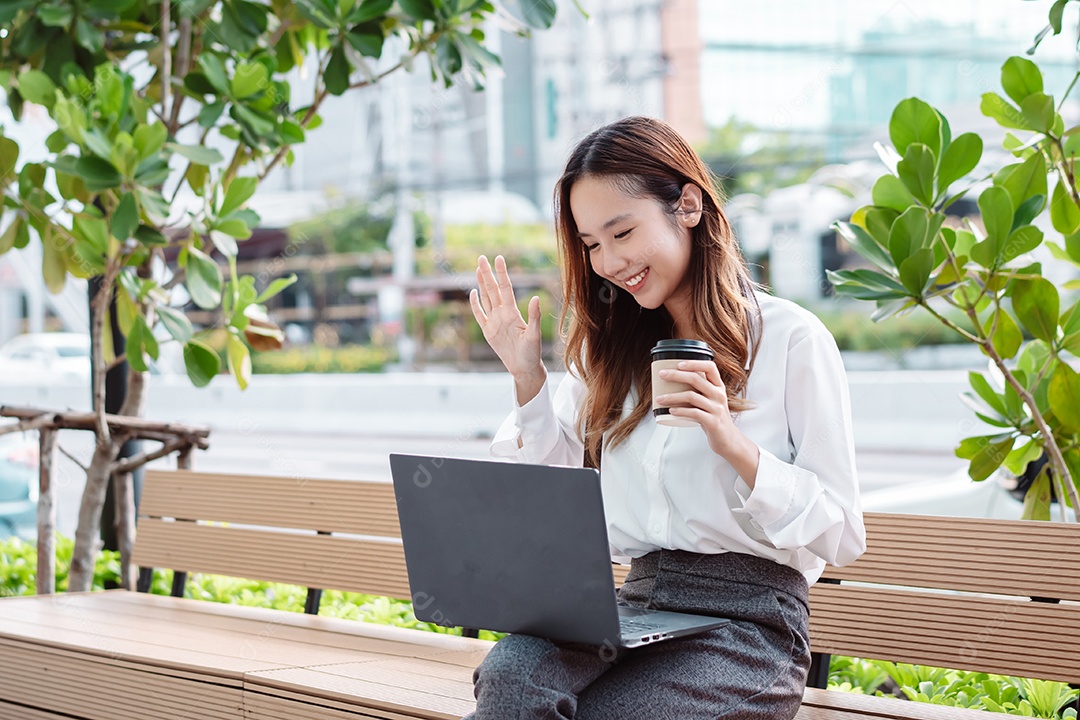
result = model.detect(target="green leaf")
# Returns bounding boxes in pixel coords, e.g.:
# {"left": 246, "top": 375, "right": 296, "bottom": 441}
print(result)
{"left": 210, "top": 230, "right": 238, "bottom": 257}
{"left": 968, "top": 371, "right": 1009, "bottom": 417}
{"left": 17, "top": 69, "right": 57, "bottom": 107}
{"left": 231, "top": 61, "right": 268, "bottom": 99}
{"left": 346, "top": 0, "right": 392, "bottom": 23}
{"left": 827, "top": 268, "right": 910, "bottom": 301}
{"left": 42, "top": 232, "right": 67, "bottom": 294}
{"left": 1012, "top": 278, "right": 1059, "bottom": 342}
{"left": 133, "top": 122, "right": 167, "bottom": 162}
{"left": 399, "top": 0, "right": 436, "bottom": 20}
{"left": 198, "top": 53, "right": 230, "bottom": 94}
{"left": 937, "top": 132, "right": 982, "bottom": 195}
{"left": 73, "top": 156, "right": 122, "bottom": 190}
{"left": 507, "top": 0, "right": 556, "bottom": 28}
{"left": 255, "top": 274, "right": 298, "bottom": 303}
{"left": 39, "top": 4, "right": 73, "bottom": 26}
{"left": 871, "top": 174, "right": 917, "bottom": 213}
{"left": 110, "top": 192, "right": 139, "bottom": 242}
{"left": 983, "top": 310, "right": 1022, "bottom": 359}
{"left": 889, "top": 98, "right": 942, "bottom": 159}
{"left": 220, "top": 176, "right": 258, "bottom": 217}
{"left": 74, "top": 16, "right": 104, "bottom": 53}
{"left": 1000, "top": 153, "right": 1047, "bottom": 212}
{"left": 215, "top": 219, "right": 250, "bottom": 239}
{"left": 1003, "top": 440, "right": 1043, "bottom": 476}
{"left": 72, "top": 215, "right": 109, "bottom": 256}
{"left": 888, "top": 207, "right": 929, "bottom": 267}
{"left": 978, "top": 185, "right": 1013, "bottom": 241}
{"left": 1022, "top": 468, "right": 1052, "bottom": 521}
{"left": 898, "top": 248, "right": 934, "bottom": 295}
{"left": 346, "top": 28, "right": 384, "bottom": 58}
{"left": 833, "top": 221, "right": 895, "bottom": 272}
{"left": 133, "top": 225, "right": 168, "bottom": 246}
{"left": 226, "top": 333, "right": 252, "bottom": 390}
{"left": 1019, "top": 93, "right": 1055, "bottom": 134}
{"left": 185, "top": 246, "right": 223, "bottom": 309}
{"left": 166, "top": 142, "right": 223, "bottom": 166}
{"left": 1050, "top": 180, "right": 1080, "bottom": 235}
{"left": 1051, "top": 0, "right": 1068, "bottom": 33}
{"left": 1001, "top": 225, "right": 1043, "bottom": 264}
{"left": 1049, "top": 361, "right": 1080, "bottom": 431}
{"left": 0, "top": 217, "right": 21, "bottom": 254}
{"left": 157, "top": 305, "right": 193, "bottom": 343}
{"left": 957, "top": 434, "right": 1015, "bottom": 481}
{"left": 198, "top": 100, "right": 227, "bottom": 128}
{"left": 1012, "top": 194, "right": 1045, "bottom": 232}
{"left": 1001, "top": 56, "right": 1043, "bottom": 105}
{"left": 981, "top": 92, "right": 1031, "bottom": 131}
{"left": 183, "top": 339, "right": 221, "bottom": 387}
{"left": 324, "top": 43, "right": 350, "bottom": 96}
{"left": 896, "top": 143, "right": 935, "bottom": 206}
{"left": 116, "top": 285, "right": 138, "bottom": 335}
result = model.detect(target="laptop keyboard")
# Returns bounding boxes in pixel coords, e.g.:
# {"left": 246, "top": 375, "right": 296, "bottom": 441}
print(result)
{"left": 619, "top": 619, "right": 664, "bottom": 634}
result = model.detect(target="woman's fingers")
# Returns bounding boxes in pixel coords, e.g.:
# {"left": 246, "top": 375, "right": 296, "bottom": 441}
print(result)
{"left": 469, "top": 288, "right": 487, "bottom": 326}
{"left": 494, "top": 255, "right": 516, "bottom": 305}
{"left": 476, "top": 255, "right": 504, "bottom": 309}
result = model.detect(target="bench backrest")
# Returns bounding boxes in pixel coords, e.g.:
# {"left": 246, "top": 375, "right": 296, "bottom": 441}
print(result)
{"left": 810, "top": 512, "right": 1080, "bottom": 684}
{"left": 133, "top": 469, "right": 411, "bottom": 601}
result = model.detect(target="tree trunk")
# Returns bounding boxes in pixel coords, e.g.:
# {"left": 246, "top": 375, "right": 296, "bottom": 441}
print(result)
{"left": 113, "top": 469, "right": 137, "bottom": 590}
{"left": 36, "top": 427, "right": 57, "bottom": 595}
{"left": 67, "top": 440, "right": 120, "bottom": 592}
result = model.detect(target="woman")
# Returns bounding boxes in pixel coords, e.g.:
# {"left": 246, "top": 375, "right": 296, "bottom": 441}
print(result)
{"left": 465, "top": 116, "right": 864, "bottom": 719}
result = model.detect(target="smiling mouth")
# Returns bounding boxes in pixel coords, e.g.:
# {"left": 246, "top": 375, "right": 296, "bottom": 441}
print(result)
{"left": 625, "top": 268, "right": 649, "bottom": 289}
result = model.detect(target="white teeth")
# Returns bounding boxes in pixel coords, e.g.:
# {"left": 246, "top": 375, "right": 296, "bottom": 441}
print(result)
{"left": 626, "top": 269, "right": 647, "bottom": 287}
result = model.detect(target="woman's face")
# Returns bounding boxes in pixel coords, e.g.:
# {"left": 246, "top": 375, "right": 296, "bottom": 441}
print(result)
{"left": 569, "top": 175, "right": 699, "bottom": 319}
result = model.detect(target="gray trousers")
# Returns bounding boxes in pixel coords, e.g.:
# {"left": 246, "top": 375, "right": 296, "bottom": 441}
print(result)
{"left": 462, "top": 550, "right": 811, "bottom": 720}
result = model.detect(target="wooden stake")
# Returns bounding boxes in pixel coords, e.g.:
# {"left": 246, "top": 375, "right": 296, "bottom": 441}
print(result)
{"left": 114, "top": 470, "right": 136, "bottom": 591}
{"left": 36, "top": 428, "right": 57, "bottom": 595}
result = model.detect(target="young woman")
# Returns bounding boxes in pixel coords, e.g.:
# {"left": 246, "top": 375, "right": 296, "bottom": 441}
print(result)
{"left": 465, "top": 116, "right": 865, "bottom": 720}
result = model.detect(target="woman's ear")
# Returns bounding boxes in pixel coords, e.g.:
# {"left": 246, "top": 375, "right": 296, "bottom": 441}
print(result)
{"left": 677, "top": 184, "right": 703, "bottom": 227}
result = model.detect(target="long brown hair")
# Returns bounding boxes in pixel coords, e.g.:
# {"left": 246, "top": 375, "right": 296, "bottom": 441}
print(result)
{"left": 555, "top": 116, "right": 761, "bottom": 467}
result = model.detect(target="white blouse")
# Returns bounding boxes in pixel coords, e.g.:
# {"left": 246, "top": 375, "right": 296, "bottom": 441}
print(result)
{"left": 490, "top": 292, "right": 866, "bottom": 584}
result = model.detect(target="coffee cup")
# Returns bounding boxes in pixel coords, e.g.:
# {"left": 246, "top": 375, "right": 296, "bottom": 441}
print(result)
{"left": 651, "top": 339, "right": 715, "bottom": 427}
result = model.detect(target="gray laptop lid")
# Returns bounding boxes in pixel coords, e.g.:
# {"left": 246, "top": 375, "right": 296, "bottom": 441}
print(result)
{"left": 389, "top": 453, "right": 622, "bottom": 646}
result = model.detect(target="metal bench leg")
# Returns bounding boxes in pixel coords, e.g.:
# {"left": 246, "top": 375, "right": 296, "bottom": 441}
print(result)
{"left": 170, "top": 571, "right": 188, "bottom": 598}
{"left": 461, "top": 628, "right": 480, "bottom": 638}
{"left": 136, "top": 567, "right": 153, "bottom": 593}
{"left": 807, "top": 652, "right": 831, "bottom": 689}
{"left": 304, "top": 588, "right": 323, "bottom": 615}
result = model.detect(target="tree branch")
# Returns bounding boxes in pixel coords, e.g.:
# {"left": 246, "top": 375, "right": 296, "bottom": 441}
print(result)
{"left": 159, "top": 0, "right": 172, "bottom": 117}
{"left": 58, "top": 444, "right": 88, "bottom": 473}
{"left": 0, "top": 414, "right": 54, "bottom": 436}
{"left": 112, "top": 438, "right": 189, "bottom": 476}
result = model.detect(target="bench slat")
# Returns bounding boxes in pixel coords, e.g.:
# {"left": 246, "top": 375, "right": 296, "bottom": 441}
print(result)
{"left": 801, "top": 687, "right": 1014, "bottom": 720}
{"left": 809, "top": 584, "right": 1080, "bottom": 683}
{"left": 821, "top": 513, "right": 1080, "bottom": 601}
{"left": 140, "top": 469, "right": 401, "bottom": 538}
{"left": 132, "top": 519, "right": 413, "bottom": 600}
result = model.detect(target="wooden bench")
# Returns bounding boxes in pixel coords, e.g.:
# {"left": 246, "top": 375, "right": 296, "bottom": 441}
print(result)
{"left": 0, "top": 468, "right": 1078, "bottom": 720}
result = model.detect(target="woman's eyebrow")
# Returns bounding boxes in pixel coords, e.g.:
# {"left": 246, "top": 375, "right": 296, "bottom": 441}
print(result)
{"left": 578, "top": 213, "right": 634, "bottom": 238}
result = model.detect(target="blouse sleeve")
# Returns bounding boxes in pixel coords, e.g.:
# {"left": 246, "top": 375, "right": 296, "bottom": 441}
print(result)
{"left": 733, "top": 326, "right": 866, "bottom": 567}
{"left": 489, "top": 370, "right": 587, "bottom": 467}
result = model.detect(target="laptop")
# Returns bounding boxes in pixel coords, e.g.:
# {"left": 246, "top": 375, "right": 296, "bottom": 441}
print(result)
{"left": 388, "top": 453, "right": 729, "bottom": 650}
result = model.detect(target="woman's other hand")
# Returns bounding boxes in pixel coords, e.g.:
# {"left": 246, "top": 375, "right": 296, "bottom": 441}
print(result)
{"left": 470, "top": 255, "right": 545, "bottom": 389}
{"left": 654, "top": 360, "right": 761, "bottom": 484}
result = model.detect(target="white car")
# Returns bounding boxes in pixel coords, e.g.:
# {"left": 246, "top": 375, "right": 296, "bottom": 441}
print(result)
{"left": 0, "top": 333, "right": 91, "bottom": 384}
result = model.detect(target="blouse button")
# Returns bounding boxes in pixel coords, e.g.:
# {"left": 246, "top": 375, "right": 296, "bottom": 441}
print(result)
{"left": 651, "top": 523, "right": 662, "bottom": 534}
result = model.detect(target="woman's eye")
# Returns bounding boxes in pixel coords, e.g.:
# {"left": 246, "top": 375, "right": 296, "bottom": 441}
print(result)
{"left": 586, "top": 243, "right": 600, "bottom": 252}
{"left": 614, "top": 229, "right": 632, "bottom": 240}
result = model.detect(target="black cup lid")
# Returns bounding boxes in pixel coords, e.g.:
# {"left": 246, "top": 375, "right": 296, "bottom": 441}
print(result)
{"left": 651, "top": 339, "right": 714, "bottom": 357}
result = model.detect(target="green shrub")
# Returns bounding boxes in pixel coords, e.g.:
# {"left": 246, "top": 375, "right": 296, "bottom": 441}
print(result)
{"left": 830, "top": 656, "right": 1079, "bottom": 718}
{"left": 0, "top": 535, "right": 120, "bottom": 596}
{"left": 250, "top": 344, "right": 393, "bottom": 374}
{"left": 809, "top": 305, "right": 969, "bottom": 352}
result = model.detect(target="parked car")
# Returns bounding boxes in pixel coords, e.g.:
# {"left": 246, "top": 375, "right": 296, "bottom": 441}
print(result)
{"left": 0, "top": 431, "right": 37, "bottom": 538}
{"left": 0, "top": 332, "right": 91, "bottom": 384}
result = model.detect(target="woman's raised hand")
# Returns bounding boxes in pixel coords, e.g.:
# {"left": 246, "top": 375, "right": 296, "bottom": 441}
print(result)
{"left": 469, "top": 255, "right": 543, "bottom": 381}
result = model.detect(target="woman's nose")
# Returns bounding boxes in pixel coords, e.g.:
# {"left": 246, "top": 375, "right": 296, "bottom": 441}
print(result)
{"left": 601, "top": 247, "right": 630, "bottom": 279}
